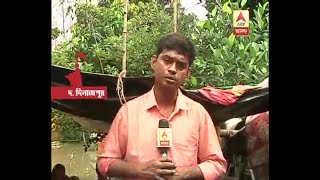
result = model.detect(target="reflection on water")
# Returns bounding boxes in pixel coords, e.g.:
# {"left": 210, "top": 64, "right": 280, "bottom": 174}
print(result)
{"left": 51, "top": 142, "right": 97, "bottom": 180}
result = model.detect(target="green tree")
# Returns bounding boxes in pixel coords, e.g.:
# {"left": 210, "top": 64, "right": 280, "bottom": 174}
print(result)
{"left": 185, "top": 0, "right": 269, "bottom": 88}
{"left": 52, "top": 0, "right": 268, "bottom": 87}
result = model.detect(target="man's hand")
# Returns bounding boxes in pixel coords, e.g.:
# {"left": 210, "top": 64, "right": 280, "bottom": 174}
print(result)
{"left": 166, "top": 166, "right": 205, "bottom": 180}
{"left": 137, "top": 158, "right": 177, "bottom": 180}
{"left": 165, "top": 167, "right": 185, "bottom": 180}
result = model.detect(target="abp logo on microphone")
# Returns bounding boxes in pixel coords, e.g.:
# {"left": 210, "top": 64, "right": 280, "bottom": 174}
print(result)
{"left": 157, "top": 128, "right": 172, "bottom": 147}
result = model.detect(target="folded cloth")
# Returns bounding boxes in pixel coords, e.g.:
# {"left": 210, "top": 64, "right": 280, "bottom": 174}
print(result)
{"left": 197, "top": 77, "right": 268, "bottom": 106}
{"left": 197, "top": 85, "right": 255, "bottom": 106}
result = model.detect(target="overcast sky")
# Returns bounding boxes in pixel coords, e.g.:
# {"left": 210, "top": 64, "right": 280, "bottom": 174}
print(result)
{"left": 180, "top": 0, "right": 208, "bottom": 21}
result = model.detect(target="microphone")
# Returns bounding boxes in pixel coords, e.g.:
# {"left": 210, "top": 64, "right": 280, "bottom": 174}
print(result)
{"left": 157, "top": 119, "right": 172, "bottom": 158}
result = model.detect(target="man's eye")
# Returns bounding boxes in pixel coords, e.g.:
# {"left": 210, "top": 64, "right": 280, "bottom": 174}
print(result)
{"left": 163, "top": 58, "right": 170, "bottom": 62}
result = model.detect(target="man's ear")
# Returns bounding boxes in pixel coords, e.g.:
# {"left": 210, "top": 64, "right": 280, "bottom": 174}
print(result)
{"left": 150, "top": 55, "right": 157, "bottom": 70}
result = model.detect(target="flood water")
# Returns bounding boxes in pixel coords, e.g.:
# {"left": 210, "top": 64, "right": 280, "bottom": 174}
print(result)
{"left": 51, "top": 141, "right": 98, "bottom": 180}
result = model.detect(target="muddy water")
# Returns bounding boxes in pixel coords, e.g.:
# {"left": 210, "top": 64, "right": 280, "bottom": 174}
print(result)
{"left": 51, "top": 142, "right": 97, "bottom": 180}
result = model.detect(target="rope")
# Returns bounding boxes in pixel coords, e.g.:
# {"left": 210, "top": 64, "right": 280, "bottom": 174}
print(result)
{"left": 117, "top": 0, "right": 129, "bottom": 105}
{"left": 84, "top": 1, "right": 127, "bottom": 105}
{"left": 116, "top": 70, "right": 127, "bottom": 105}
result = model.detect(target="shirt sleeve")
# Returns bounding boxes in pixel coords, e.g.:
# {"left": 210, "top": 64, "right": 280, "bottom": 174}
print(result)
{"left": 197, "top": 106, "right": 228, "bottom": 180}
{"left": 96, "top": 105, "right": 128, "bottom": 176}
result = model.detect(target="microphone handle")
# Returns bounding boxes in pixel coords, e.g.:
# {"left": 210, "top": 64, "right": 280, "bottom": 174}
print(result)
{"left": 160, "top": 147, "right": 168, "bottom": 158}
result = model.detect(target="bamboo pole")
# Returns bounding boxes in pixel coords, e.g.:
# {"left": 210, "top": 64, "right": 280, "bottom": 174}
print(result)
{"left": 122, "top": 0, "right": 128, "bottom": 77}
{"left": 116, "top": 0, "right": 128, "bottom": 105}
{"left": 173, "top": 0, "right": 177, "bottom": 32}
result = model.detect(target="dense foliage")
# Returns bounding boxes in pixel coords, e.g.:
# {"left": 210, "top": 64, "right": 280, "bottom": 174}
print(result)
{"left": 52, "top": 0, "right": 269, "bottom": 87}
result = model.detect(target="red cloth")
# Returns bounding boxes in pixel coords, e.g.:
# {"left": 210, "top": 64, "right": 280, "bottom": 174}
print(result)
{"left": 197, "top": 78, "right": 268, "bottom": 106}
{"left": 197, "top": 85, "right": 255, "bottom": 106}
{"left": 245, "top": 112, "right": 269, "bottom": 154}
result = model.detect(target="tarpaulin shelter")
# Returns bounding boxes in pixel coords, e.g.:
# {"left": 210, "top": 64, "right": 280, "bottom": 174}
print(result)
{"left": 51, "top": 65, "right": 269, "bottom": 125}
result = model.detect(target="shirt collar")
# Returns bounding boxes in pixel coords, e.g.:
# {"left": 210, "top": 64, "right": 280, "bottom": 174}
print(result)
{"left": 144, "top": 86, "right": 189, "bottom": 111}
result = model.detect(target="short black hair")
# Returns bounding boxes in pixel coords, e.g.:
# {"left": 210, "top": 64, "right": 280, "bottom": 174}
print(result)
{"left": 52, "top": 163, "right": 65, "bottom": 171}
{"left": 51, "top": 164, "right": 66, "bottom": 177}
{"left": 69, "top": 176, "right": 80, "bottom": 180}
{"left": 156, "top": 32, "right": 197, "bottom": 66}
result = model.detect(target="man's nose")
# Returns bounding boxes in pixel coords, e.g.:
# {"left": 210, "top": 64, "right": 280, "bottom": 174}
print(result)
{"left": 168, "top": 63, "right": 177, "bottom": 74}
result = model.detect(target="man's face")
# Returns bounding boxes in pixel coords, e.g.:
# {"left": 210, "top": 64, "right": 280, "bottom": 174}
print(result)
{"left": 151, "top": 50, "right": 190, "bottom": 90}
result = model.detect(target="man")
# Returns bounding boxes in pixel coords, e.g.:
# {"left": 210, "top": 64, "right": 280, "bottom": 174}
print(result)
{"left": 51, "top": 163, "right": 69, "bottom": 180}
{"left": 97, "top": 32, "right": 227, "bottom": 180}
